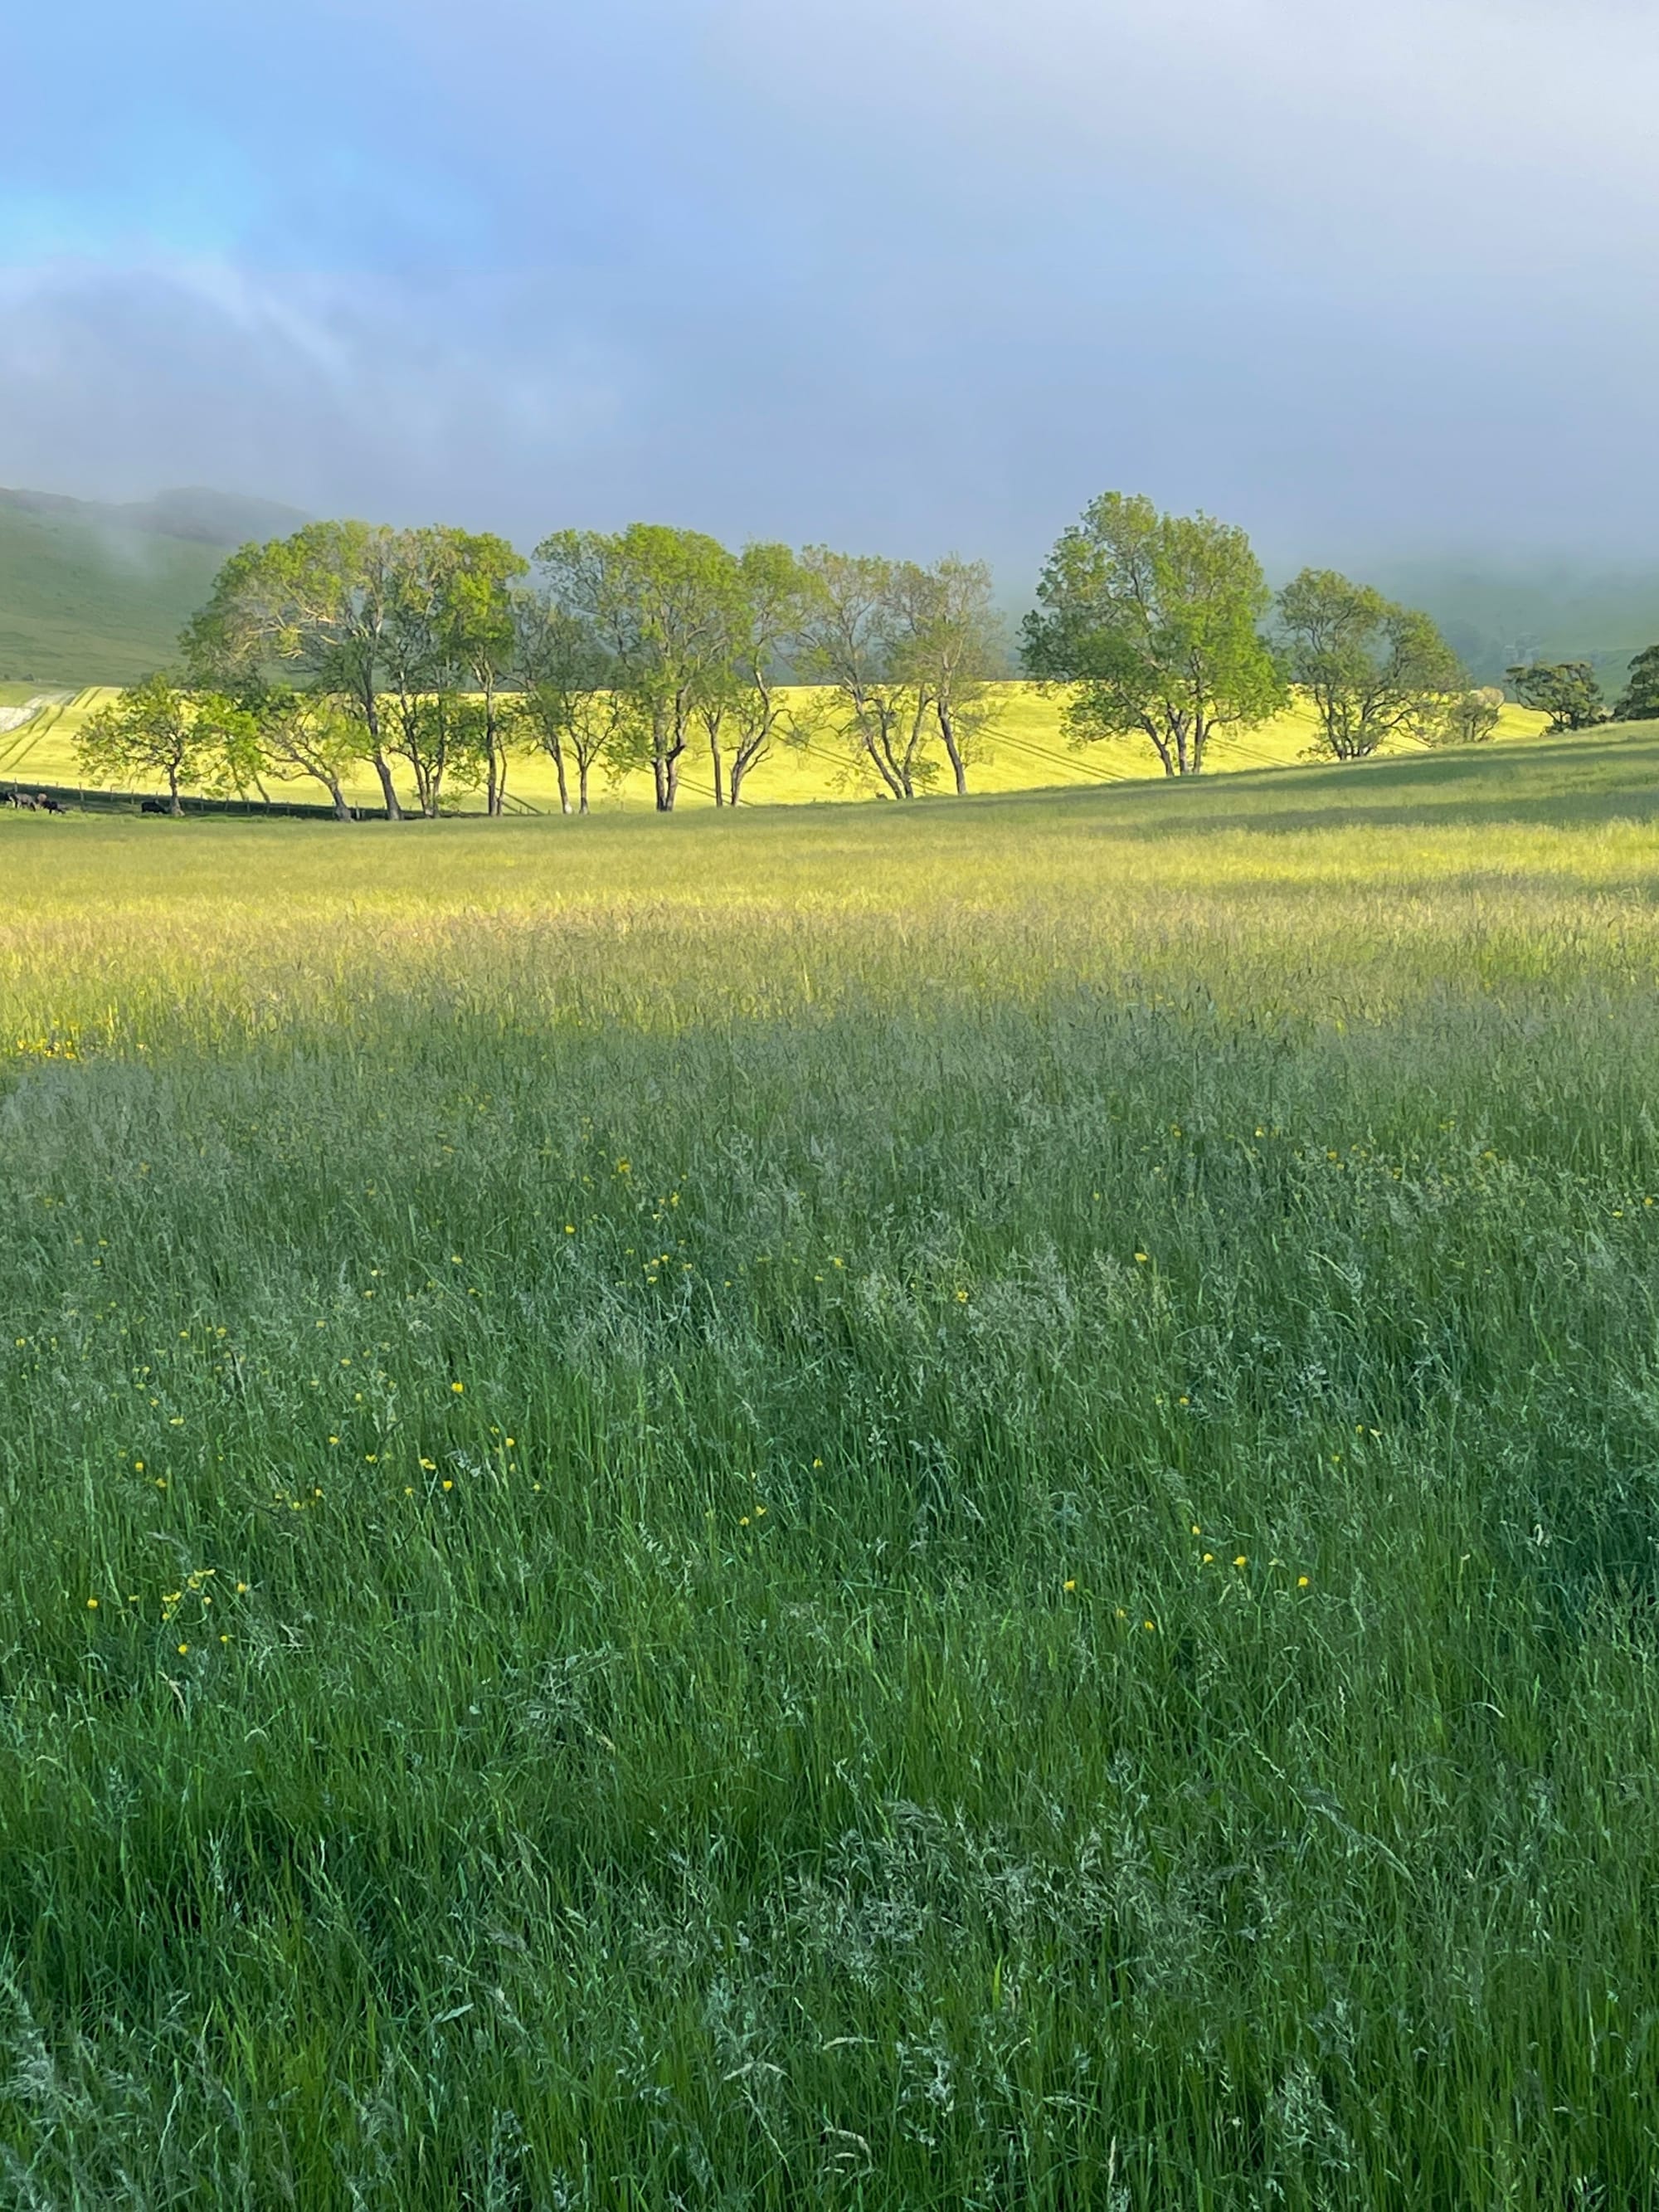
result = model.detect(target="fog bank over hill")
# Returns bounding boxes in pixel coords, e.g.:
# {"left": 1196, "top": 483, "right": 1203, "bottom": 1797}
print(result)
{"left": 1368, "top": 556, "right": 1659, "bottom": 693}
{"left": 0, "top": 486, "right": 310, "bottom": 684}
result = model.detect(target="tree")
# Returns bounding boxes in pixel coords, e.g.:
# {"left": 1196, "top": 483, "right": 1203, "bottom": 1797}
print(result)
{"left": 75, "top": 675, "right": 257, "bottom": 814}
{"left": 429, "top": 528, "right": 527, "bottom": 816}
{"left": 1506, "top": 660, "right": 1605, "bottom": 732}
{"left": 512, "top": 591, "right": 619, "bottom": 816}
{"left": 185, "top": 521, "right": 406, "bottom": 818}
{"left": 381, "top": 531, "right": 460, "bottom": 818}
{"left": 233, "top": 681, "right": 362, "bottom": 816}
{"left": 795, "top": 549, "right": 942, "bottom": 799}
{"left": 533, "top": 524, "right": 737, "bottom": 811}
{"left": 898, "top": 556, "right": 1005, "bottom": 797}
{"left": 1022, "top": 492, "right": 1285, "bottom": 775}
{"left": 1277, "top": 568, "right": 1463, "bottom": 762}
{"left": 1614, "top": 646, "right": 1659, "bottom": 723}
{"left": 1416, "top": 686, "right": 1505, "bottom": 748}
{"left": 697, "top": 542, "right": 813, "bottom": 806}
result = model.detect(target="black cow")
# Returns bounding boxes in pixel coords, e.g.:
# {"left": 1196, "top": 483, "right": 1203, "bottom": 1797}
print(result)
{"left": 36, "top": 794, "right": 66, "bottom": 815}
{"left": 139, "top": 798, "right": 169, "bottom": 816}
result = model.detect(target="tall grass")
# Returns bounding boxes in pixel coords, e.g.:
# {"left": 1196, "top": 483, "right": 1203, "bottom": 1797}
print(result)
{"left": 2, "top": 734, "right": 1659, "bottom": 2205}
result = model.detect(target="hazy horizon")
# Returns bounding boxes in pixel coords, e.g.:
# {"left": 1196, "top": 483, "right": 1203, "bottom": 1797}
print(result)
{"left": 3, "top": 0, "right": 1654, "bottom": 589}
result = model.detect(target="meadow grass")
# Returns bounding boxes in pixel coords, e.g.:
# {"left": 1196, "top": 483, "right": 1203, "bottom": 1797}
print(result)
{"left": 2, "top": 733, "right": 1659, "bottom": 2205}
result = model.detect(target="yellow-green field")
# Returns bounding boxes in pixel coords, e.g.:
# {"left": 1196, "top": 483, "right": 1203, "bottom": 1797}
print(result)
{"left": 0, "top": 682, "right": 1552, "bottom": 809}
{"left": 3, "top": 730, "right": 1659, "bottom": 2205}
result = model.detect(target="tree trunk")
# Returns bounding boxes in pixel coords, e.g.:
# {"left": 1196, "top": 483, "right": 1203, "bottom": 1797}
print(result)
{"left": 373, "top": 752, "right": 403, "bottom": 821}
{"left": 859, "top": 720, "right": 906, "bottom": 801}
{"left": 548, "top": 740, "right": 572, "bottom": 816}
{"left": 577, "top": 758, "right": 591, "bottom": 815}
{"left": 709, "top": 724, "right": 725, "bottom": 806}
{"left": 484, "top": 685, "right": 504, "bottom": 817}
{"left": 328, "top": 777, "right": 353, "bottom": 821}
{"left": 361, "top": 694, "right": 402, "bottom": 821}
{"left": 655, "top": 736, "right": 683, "bottom": 811}
{"left": 168, "top": 770, "right": 182, "bottom": 818}
{"left": 937, "top": 701, "right": 968, "bottom": 796}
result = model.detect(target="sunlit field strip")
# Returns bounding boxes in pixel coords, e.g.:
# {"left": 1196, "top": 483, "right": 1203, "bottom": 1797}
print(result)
{"left": 0, "top": 681, "right": 1552, "bottom": 811}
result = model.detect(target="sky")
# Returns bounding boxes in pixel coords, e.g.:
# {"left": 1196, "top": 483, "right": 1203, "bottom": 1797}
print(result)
{"left": 1, "top": 0, "right": 1654, "bottom": 585}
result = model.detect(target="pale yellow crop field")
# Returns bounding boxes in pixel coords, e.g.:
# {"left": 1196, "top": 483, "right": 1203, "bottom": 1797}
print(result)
{"left": 0, "top": 683, "right": 1552, "bottom": 811}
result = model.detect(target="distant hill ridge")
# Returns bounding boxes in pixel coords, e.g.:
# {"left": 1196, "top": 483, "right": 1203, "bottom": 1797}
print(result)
{"left": 0, "top": 485, "right": 309, "bottom": 550}
{"left": 0, "top": 485, "right": 311, "bottom": 684}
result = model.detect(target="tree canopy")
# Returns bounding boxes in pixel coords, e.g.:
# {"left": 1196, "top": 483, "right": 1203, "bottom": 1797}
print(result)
{"left": 1277, "top": 569, "right": 1463, "bottom": 762}
{"left": 1021, "top": 493, "right": 1285, "bottom": 775}
{"left": 1614, "top": 646, "right": 1659, "bottom": 724}
{"left": 76, "top": 674, "right": 258, "bottom": 813}
{"left": 1506, "top": 660, "right": 1605, "bottom": 732}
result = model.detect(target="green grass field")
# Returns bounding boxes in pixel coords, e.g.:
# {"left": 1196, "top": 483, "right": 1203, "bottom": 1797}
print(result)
{"left": 2, "top": 682, "right": 1554, "bottom": 809}
{"left": 2, "top": 733, "right": 1659, "bottom": 2205}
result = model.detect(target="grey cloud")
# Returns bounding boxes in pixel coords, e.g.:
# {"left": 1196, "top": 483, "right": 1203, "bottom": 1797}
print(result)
{"left": 3, "top": 0, "right": 1658, "bottom": 586}
{"left": 0, "top": 259, "right": 633, "bottom": 529}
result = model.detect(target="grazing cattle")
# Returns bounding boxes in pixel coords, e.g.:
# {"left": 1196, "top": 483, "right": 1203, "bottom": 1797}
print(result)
{"left": 36, "top": 794, "right": 65, "bottom": 814}
{"left": 139, "top": 797, "right": 169, "bottom": 816}
{"left": 4, "top": 791, "right": 37, "bottom": 811}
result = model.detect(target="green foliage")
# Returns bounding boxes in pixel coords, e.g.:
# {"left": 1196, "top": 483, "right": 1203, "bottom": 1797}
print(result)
{"left": 510, "top": 595, "right": 623, "bottom": 816}
{"left": 1614, "top": 643, "right": 1659, "bottom": 723}
{"left": 533, "top": 524, "right": 740, "bottom": 811}
{"left": 231, "top": 682, "right": 364, "bottom": 817}
{"left": 795, "top": 548, "right": 946, "bottom": 799}
{"left": 1417, "top": 685, "right": 1506, "bottom": 748}
{"left": 1277, "top": 568, "right": 1463, "bottom": 760}
{"left": 696, "top": 541, "right": 815, "bottom": 806}
{"left": 898, "top": 553, "right": 1007, "bottom": 797}
{"left": 417, "top": 527, "right": 527, "bottom": 816}
{"left": 2, "top": 746, "right": 1659, "bottom": 2199}
{"left": 1023, "top": 491, "right": 1286, "bottom": 775}
{"left": 74, "top": 673, "right": 259, "bottom": 811}
{"left": 1506, "top": 659, "right": 1606, "bottom": 731}
{"left": 186, "top": 520, "right": 409, "bottom": 817}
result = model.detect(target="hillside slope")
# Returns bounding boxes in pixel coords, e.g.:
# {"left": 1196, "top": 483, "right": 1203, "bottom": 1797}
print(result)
{"left": 0, "top": 488, "right": 307, "bottom": 685}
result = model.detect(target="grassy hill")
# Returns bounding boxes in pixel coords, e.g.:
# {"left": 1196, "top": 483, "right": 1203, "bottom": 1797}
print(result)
{"left": 0, "top": 487, "right": 307, "bottom": 685}
{"left": 3, "top": 738, "right": 1659, "bottom": 2199}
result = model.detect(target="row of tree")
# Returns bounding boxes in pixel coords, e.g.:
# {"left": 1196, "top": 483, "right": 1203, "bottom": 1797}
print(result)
{"left": 75, "top": 495, "right": 1633, "bottom": 817}
{"left": 1020, "top": 493, "right": 1502, "bottom": 772}
{"left": 78, "top": 524, "right": 1005, "bottom": 817}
